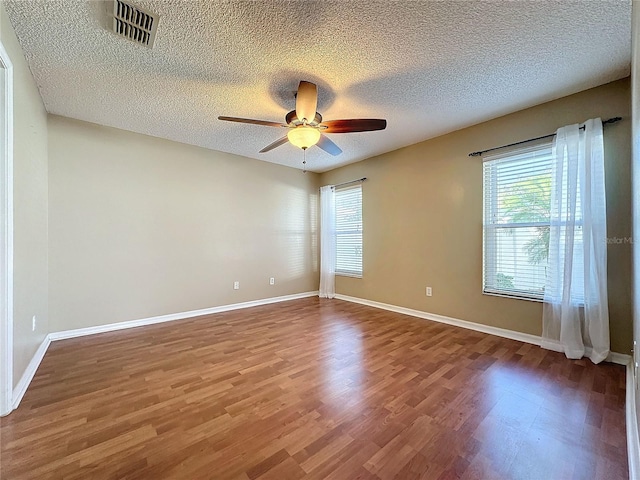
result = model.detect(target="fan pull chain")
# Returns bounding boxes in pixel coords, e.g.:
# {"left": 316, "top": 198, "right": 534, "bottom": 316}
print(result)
{"left": 302, "top": 148, "right": 307, "bottom": 173}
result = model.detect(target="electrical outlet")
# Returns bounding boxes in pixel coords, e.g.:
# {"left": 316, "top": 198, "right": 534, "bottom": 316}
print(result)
{"left": 233, "top": 281, "right": 239, "bottom": 290}
{"left": 32, "top": 315, "right": 36, "bottom": 332}
{"left": 269, "top": 277, "right": 275, "bottom": 285}
{"left": 426, "top": 287, "right": 432, "bottom": 297}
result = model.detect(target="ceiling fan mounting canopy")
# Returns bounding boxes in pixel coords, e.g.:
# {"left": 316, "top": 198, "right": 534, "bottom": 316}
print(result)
{"left": 218, "top": 80, "right": 387, "bottom": 160}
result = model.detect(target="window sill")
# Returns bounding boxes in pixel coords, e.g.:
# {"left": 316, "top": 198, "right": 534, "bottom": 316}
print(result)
{"left": 483, "top": 290, "right": 586, "bottom": 308}
{"left": 336, "top": 272, "right": 362, "bottom": 279}
{"left": 482, "top": 290, "right": 543, "bottom": 303}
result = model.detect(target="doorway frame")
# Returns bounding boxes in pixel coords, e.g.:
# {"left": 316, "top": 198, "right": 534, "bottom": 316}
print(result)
{"left": 0, "top": 39, "right": 14, "bottom": 417}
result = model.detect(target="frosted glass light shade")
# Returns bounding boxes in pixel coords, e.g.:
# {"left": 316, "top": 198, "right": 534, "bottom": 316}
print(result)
{"left": 288, "top": 126, "right": 321, "bottom": 149}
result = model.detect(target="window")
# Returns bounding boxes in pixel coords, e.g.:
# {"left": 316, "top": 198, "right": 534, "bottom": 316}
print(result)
{"left": 335, "top": 184, "right": 362, "bottom": 277}
{"left": 483, "top": 144, "right": 553, "bottom": 300}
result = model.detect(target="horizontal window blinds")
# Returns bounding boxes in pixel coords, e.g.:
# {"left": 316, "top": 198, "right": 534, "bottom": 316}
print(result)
{"left": 335, "top": 184, "right": 363, "bottom": 277}
{"left": 483, "top": 144, "right": 553, "bottom": 299}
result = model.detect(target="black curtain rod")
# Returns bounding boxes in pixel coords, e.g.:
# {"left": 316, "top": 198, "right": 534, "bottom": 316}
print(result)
{"left": 468, "top": 117, "right": 622, "bottom": 157}
{"left": 331, "top": 177, "right": 367, "bottom": 189}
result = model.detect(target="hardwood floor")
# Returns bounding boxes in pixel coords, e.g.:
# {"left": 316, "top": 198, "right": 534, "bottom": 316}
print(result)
{"left": 0, "top": 297, "right": 628, "bottom": 479}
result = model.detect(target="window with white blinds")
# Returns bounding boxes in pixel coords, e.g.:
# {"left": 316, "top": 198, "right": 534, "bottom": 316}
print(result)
{"left": 335, "top": 184, "right": 363, "bottom": 277}
{"left": 483, "top": 143, "right": 553, "bottom": 300}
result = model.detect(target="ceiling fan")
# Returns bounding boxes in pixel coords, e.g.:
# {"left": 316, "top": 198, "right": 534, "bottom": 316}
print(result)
{"left": 218, "top": 81, "right": 387, "bottom": 166}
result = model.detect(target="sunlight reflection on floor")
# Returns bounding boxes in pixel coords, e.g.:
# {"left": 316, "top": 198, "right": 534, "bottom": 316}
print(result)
{"left": 321, "top": 320, "right": 365, "bottom": 413}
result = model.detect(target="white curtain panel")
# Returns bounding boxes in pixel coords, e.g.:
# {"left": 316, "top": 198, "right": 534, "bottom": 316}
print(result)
{"left": 542, "top": 119, "right": 610, "bottom": 363}
{"left": 319, "top": 185, "right": 336, "bottom": 299}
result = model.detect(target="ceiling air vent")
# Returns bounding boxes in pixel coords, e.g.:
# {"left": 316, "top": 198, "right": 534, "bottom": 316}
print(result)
{"left": 112, "top": 0, "right": 158, "bottom": 48}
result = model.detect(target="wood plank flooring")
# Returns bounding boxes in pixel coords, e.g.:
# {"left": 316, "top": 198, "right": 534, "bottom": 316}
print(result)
{"left": 0, "top": 297, "right": 628, "bottom": 479}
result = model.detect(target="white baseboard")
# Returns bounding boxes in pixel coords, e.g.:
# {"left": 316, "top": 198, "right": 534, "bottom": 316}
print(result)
{"left": 49, "top": 291, "right": 319, "bottom": 341}
{"left": 12, "top": 335, "right": 50, "bottom": 410}
{"left": 627, "top": 361, "right": 640, "bottom": 480}
{"left": 611, "top": 351, "right": 633, "bottom": 366}
{"left": 334, "top": 294, "right": 630, "bottom": 366}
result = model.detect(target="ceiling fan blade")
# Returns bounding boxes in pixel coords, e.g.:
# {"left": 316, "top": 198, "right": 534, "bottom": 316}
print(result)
{"left": 259, "top": 136, "right": 289, "bottom": 153}
{"left": 218, "top": 116, "right": 287, "bottom": 127}
{"left": 295, "top": 81, "right": 318, "bottom": 124}
{"left": 322, "top": 119, "right": 387, "bottom": 134}
{"left": 316, "top": 134, "right": 342, "bottom": 156}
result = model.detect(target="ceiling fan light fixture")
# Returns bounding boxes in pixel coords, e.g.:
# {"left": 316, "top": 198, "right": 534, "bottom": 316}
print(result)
{"left": 287, "top": 126, "right": 320, "bottom": 150}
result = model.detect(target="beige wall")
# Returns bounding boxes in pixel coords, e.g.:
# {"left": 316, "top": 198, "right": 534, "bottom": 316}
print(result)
{"left": 321, "top": 78, "right": 632, "bottom": 355}
{"left": 48, "top": 116, "right": 319, "bottom": 332}
{"left": 1, "top": 5, "right": 49, "bottom": 388}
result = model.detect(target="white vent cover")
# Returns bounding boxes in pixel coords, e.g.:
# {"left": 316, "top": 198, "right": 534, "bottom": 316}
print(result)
{"left": 112, "top": 0, "right": 158, "bottom": 48}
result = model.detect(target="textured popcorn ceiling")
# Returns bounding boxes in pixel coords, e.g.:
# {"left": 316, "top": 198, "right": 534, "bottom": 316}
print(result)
{"left": 4, "top": 1, "right": 631, "bottom": 172}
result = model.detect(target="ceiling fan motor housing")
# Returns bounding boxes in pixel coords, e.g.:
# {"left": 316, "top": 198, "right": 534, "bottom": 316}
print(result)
{"left": 285, "top": 110, "right": 323, "bottom": 127}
